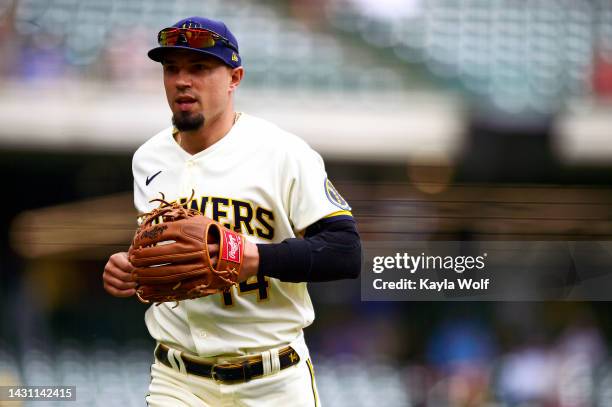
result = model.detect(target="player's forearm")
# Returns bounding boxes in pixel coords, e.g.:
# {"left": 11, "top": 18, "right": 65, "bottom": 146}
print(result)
{"left": 256, "top": 219, "right": 362, "bottom": 282}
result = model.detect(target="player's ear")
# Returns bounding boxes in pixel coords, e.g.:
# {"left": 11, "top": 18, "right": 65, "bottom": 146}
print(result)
{"left": 229, "top": 67, "right": 244, "bottom": 92}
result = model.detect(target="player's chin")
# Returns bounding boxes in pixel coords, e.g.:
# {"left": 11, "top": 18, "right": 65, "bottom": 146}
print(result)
{"left": 172, "top": 112, "right": 205, "bottom": 132}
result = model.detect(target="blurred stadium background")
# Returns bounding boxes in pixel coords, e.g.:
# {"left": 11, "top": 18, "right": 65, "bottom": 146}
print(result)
{"left": 1, "top": 0, "right": 612, "bottom": 405}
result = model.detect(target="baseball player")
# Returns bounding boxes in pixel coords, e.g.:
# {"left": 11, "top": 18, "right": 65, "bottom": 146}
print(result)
{"left": 102, "top": 16, "right": 361, "bottom": 406}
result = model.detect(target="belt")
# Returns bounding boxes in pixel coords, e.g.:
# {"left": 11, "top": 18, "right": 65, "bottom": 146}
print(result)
{"left": 154, "top": 344, "right": 301, "bottom": 383}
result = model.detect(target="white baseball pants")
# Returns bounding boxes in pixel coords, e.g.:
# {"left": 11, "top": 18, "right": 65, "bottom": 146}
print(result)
{"left": 145, "top": 341, "right": 321, "bottom": 406}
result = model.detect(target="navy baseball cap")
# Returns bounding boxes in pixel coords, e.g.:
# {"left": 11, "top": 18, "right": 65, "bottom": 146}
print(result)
{"left": 148, "top": 17, "right": 241, "bottom": 68}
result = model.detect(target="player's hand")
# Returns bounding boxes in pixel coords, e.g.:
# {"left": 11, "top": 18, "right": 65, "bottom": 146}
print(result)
{"left": 206, "top": 241, "right": 259, "bottom": 282}
{"left": 103, "top": 252, "right": 138, "bottom": 298}
{"left": 208, "top": 243, "right": 219, "bottom": 267}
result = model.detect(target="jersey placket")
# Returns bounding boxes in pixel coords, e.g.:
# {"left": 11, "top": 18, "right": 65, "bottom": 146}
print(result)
{"left": 181, "top": 159, "right": 199, "bottom": 200}
{"left": 181, "top": 156, "right": 219, "bottom": 354}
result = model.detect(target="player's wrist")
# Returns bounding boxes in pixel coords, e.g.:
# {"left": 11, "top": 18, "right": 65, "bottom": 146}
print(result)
{"left": 239, "top": 240, "right": 260, "bottom": 282}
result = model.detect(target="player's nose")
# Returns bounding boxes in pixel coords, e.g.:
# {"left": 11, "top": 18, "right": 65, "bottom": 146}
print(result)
{"left": 175, "top": 69, "right": 192, "bottom": 89}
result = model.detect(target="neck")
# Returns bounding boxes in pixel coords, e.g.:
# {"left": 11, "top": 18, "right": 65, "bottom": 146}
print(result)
{"left": 177, "top": 108, "right": 237, "bottom": 155}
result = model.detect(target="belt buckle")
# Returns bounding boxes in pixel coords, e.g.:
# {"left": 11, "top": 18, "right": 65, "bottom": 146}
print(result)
{"left": 210, "top": 362, "right": 252, "bottom": 383}
{"left": 210, "top": 364, "right": 221, "bottom": 382}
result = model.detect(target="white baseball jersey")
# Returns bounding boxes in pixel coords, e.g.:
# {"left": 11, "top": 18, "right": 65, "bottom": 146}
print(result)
{"left": 132, "top": 112, "right": 352, "bottom": 358}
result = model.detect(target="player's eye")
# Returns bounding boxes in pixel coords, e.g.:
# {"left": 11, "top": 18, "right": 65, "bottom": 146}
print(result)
{"left": 192, "top": 63, "right": 208, "bottom": 72}
{"left": 163, "top": 64, "right": 179, "bottom": 74}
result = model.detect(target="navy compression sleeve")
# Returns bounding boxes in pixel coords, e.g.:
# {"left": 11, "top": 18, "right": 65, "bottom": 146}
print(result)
{"left": 256, "top": 219, "right": 362, "bottom": 282}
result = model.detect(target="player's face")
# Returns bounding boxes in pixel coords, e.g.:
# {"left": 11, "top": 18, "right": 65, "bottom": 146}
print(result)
{"left": 162, "top": 51, "right": 239, "bottom": 132}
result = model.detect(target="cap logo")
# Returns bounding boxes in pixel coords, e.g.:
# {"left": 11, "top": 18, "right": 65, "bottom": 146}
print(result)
{"left": 181, "top": 21, "right": 203, "bottom": 29}
{"left": 232, "top": 52, "right": 238, "bottom": 62}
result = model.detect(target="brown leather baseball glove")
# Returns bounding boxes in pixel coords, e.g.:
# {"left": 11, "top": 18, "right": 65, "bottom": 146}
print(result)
{"left": 128, "top": 197, "right": 244, "bottom": 304}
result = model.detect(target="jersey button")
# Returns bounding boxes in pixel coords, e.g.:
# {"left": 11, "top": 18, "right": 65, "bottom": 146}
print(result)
{"left": 197, "top": 330, "right": 207, "bottom": 338}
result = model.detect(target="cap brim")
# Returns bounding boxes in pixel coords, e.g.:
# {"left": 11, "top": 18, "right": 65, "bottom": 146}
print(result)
{"left": 147, "top": 46, "right": 231, "bottom": 66}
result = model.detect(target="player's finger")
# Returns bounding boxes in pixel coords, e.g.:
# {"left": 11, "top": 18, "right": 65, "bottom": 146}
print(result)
{"left": 106, "top": 262, "right": 138, "bottom": 283}
{"left": 102, "top": 271, "right": 136, "bottom": 297}
{"left": 207, "top": 243, "right": 219, "bottom": 256}
{"left": 105, "top": 255, "right": 137, "bottom": 285}
{"left": 111, "top": 252, "right": 136, "bottom": 272}
{"left": 104, "top": 284, "right": 136, "bottom": 298}
{"left": 104, "top": 272, "right": 138, "bottom": 290}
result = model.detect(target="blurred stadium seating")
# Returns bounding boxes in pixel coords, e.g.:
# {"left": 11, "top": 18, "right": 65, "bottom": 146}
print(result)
{"left": 1, "top": 0, "right": 407, "bottom": 91}
{"left": 2, "top": 324, "right": 612, "bottom": 406}
{"left": 324, "top": 0, "right": 612, "bottom": 113}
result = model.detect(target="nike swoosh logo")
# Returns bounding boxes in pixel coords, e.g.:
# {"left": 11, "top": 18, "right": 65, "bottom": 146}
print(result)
{"left": 146, "top": 171, "right": 162, "bottom": 186}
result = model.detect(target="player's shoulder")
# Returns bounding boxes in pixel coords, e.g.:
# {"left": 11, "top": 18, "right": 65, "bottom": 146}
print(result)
{"left": 133, "top": 126, "right": 174, "bottom": 161}
{"left": 239, "top": 113, "right": 314, "bottom": 154}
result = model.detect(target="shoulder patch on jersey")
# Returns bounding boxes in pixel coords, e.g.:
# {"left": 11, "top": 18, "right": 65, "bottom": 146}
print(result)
{"left": 324, "top": 178, "right": 351, "bottom": 210}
